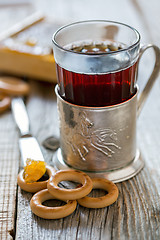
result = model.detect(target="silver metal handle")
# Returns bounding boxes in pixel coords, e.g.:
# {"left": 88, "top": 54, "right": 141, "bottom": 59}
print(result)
{"left": 137, "top": 44, "right": 160, "bottom": 116}
{"left": 11, "top": 97, "right": 30, "bottom": 136}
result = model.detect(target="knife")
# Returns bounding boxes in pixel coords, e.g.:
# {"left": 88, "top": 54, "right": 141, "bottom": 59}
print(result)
{"left": 11, "top": 97, "right": 44, "bottom": 166}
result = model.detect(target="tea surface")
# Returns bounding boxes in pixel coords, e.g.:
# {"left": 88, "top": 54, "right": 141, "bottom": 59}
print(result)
{"left": 57, "top": 42, "right": 137, "bottom": 107}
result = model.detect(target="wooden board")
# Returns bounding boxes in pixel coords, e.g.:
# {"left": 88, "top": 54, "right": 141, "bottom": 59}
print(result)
{"left": 0, "top": 112, "right": 19, "bottom": 240}
{"left": 0, "top": 0, "right": 160, "bottom": 239}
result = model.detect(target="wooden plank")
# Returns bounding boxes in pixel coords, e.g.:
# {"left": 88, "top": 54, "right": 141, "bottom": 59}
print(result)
{"left": 0, "top": 112, "right": 19, "bottom": 240}
{"left": 0, "top": 8, "right": 32, "bottom": 240}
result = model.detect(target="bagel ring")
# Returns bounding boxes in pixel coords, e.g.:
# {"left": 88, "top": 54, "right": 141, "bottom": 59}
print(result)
{"left": 0, "top": 94, "right": 11, "bottom": 113}
{"left": 47, "top": 169, "right": 93, "bottom": 200}
{"left": 17, "top": 165, "right": 56, "bottom": 193}
{"left": 30, "top": 189, "right": 77, "bottom": 219}
{"left": 0, "top": 76, "right": 30, "bottom": 96}
{"left": 77, "top": 178, "right": 119, "bottom": 208}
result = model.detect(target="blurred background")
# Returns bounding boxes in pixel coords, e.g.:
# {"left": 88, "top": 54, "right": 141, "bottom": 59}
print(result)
{"left": 0, "top": 0, "right": 159, "bottom": 42}
{"left": 0, "top": 0, "right": 159, "bottom": 86}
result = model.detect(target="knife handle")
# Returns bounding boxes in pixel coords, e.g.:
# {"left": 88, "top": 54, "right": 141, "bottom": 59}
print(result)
{"left": 11, "top": 97, "right": 30, "bottom": 136}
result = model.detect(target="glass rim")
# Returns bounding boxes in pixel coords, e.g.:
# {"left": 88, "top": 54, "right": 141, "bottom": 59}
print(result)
{"left": 52, "top": 20, "right": 141, "bottom": 56}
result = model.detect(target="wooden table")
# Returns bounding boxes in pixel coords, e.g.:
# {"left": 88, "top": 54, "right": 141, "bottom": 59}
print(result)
{"left": 0, "top": 0, "right": 160, "bottom": 239}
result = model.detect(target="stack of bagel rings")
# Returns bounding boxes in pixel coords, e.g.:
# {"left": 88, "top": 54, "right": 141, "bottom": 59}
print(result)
{"left": 18, "top": 166, "right": 119, "bottom": 219}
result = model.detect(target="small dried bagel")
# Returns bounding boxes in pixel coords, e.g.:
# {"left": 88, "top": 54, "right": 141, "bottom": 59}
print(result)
{"left": 77, "top": 178, "right": 119, "bottom": 208}
{"left": 47, "top": 169, "right": 93, "bottom": 200}
{"left": 30, "top": 189, "right": 77, "bottom": 219}
{"left": 17, "top": 165, "right": 56, "bottom": 193}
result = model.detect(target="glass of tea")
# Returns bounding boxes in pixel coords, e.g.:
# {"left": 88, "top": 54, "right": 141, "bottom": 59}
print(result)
{"left": 52, "top": 20, "right": 140, "bottom": 107}
{"left": 52, "top": 20, "right": 160, "bottom": 182}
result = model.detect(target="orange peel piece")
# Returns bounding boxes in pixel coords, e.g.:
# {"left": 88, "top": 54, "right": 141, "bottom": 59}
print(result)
{"left": 24, "top": 158, "right": 46, "bottom": 183}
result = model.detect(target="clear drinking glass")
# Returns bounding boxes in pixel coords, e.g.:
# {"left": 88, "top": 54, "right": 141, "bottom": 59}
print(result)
{"left": 52, "top": 20, "right": 140, "bottom": 107}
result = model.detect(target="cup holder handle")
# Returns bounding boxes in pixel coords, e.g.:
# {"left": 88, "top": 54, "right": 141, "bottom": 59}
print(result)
{"left": 137, "top": 44, "right": 160, "bottom": 117}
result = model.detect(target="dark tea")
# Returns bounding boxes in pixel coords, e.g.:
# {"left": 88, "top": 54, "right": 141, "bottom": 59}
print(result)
{"left": 56, "top": 42, "right": 137, "bottom": 107}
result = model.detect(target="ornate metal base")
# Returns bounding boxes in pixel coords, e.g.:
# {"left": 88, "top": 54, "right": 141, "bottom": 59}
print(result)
{"left": 52, "top": 148, "right": 144, "bottom": 183}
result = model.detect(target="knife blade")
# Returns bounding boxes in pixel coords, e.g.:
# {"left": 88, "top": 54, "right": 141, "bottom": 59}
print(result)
{"left": 11, "top": 97, "right": 44, "bottom": 166}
